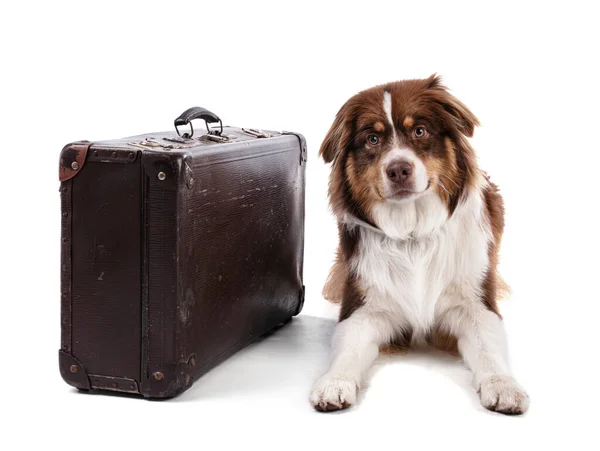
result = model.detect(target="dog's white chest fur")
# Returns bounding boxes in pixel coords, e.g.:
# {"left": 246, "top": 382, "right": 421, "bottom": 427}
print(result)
{"left": 349, "top": 190, "right": 491, "bottom": 338}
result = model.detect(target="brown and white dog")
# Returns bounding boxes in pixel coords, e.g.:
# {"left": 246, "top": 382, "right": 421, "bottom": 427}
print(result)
{"left": 310, "top": 75, "right": 529, "bottom": 414}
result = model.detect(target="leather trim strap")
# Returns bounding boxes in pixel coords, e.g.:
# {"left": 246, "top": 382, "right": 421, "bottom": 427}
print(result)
{"left": 60, "top": 180, "right": 73, "bottom": 352}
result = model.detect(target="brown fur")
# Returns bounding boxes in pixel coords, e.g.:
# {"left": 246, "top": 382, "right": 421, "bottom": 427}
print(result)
{"left": 428, "top": 328, "right": 460, "bottom": 356}
{"left": 320, "top": 75, "right": 507, "bottom": 327}
{"left": 322, "top": 256, "right": 346, "bottom": 304}
{"left": 339, "top": 274, "right": 366, "bottom": 322}
{"left": 481, "top": 177, "right": 509, "bottom": 315}
{"left": 336, "top": 225, "right": 365, "bottom": 321}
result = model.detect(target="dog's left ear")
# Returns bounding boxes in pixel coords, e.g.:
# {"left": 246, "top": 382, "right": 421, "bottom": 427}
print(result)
{"left": 427, "top": 75, "right": 480, "bottom": 137}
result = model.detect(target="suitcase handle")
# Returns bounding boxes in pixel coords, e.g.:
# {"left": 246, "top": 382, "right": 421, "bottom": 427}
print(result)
{"left": 174, "top": 107, "right": 223, "bottom": 138}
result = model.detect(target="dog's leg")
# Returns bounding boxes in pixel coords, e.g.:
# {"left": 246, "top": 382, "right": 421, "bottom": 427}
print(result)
{"left": 446, "top": 306, "right": 529, "bottom": 414}
{"left": 310, "top": 307, "right": 395, "bottom": 412}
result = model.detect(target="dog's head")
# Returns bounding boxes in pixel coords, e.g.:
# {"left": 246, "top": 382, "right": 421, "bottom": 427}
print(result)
{"left": 321, "top": 75, "right": 480, "bottom": 224}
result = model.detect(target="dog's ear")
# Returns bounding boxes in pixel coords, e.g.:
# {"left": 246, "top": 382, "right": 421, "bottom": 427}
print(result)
{"left": 439, "top": 92, "right": 479, "bottom": 137}
{"left": 319, "top": 105, "right": 352, "bottom": 163}
{"left": 427, "top": 75, "right": 480, "bottom": 137}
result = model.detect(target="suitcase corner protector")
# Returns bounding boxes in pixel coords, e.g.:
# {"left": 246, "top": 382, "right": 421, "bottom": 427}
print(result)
{"left": 58, "top": 349, "right": 91, "bottom": 390}
{"left": 59, "top": 141, "right": 92, "bottom": 182}
{"left": 140, "top": 358, "right": 195, "bottom": 399}
{"left": 281, "top": 131, "right": 307, "bottom": 164}
{"left": 141, "top": 151, "right": 185, "bottom": 190}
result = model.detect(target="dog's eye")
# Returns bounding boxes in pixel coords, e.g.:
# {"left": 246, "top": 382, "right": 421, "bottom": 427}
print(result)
{"left": 413, "top": 126, "right": 428, "bottom": 139}
{"left": 367, "top": 135, "right": 379, "bottom": 146}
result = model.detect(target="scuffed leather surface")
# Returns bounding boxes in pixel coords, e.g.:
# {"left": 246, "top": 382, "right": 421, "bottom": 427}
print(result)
{"left": 141, "top": 132, "right": 306, "bottom": 398}
{"left": 177, "top": 135, "right": 306, "bottom": 385}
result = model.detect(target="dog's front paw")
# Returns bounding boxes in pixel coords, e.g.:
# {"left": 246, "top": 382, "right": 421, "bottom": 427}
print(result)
{"left": 478, "top": 375, "right": 529, "bottom": 415}
{"left": 310, "top": 374, "right": 358, "bottom": 412}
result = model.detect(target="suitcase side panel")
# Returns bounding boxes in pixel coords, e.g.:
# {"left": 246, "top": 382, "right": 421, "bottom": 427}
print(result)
{"left": 60, "top": 147, "right": 143, "bottom": 392}
{"left": 71, "top": 160, "right": 142, "bottom": 378}
{"left": 179, "top": 135, "right": 306, "bottom": 385}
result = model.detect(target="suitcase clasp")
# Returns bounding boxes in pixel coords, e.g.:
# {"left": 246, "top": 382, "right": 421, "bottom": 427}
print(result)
{"left": 199, "top": 133, "right": 231, "bottom": 143}
{"left": 128, "top": 137, "right": 202, "bottom": 150}
{"left": 241, "top": 128, "right": 274, "bottom": 138}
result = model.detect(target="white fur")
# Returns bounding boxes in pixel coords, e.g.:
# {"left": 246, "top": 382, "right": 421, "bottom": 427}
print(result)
{"left": 478, "top": 375, "right": 530, "bottom": 414}
{"left": 371, "top": 188, "right": 450, "bottom": 240}
{"left": 310, "top": 308, "right": 395, "bottom": 410}
{"left": 311, "top": 188, "right": 529, "bottom": 414}
{"left": 382, "top": 147, "right": 429, "bottom": 195}
{"left": 353, "top": 189, "right": 490, "bottom": 341}
{"left": 383, "top": 91, "right": 394, "bottom": 128}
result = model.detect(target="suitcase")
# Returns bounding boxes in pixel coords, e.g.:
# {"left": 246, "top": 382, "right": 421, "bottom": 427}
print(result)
{"left": 59, "top": 107, "right": 306, "bottom": 398}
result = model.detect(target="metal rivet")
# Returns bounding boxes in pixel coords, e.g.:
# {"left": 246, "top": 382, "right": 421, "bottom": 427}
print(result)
{"left": 70, "top": 365, "right": 78, "bottom": 373}
{"left": 62, "top": 212, "right": 68, "bottom": 218}
{"left": 111, "top": 152, "right": 117, "bottom": 158}
{"left": 157, "top": 172, "right": 166, "bottom": 181}
{"left": 189, "top": 356, "right": 196, "bottom": 368}
{"left": 93, "top": 151, "right": 99, "bottom": 157}
{"left": 62, "top": 237, "right": 67, "bottom": 243}
{"left": 130, "top": 384, "right": 136, "bottom": 390}
{"left": 71, "top": 161, "right": 79, "bottom": 171}
{"left": 128, "top": 152, "right": 135, "bottom": 159}
{"left": 153, "top": 371, "right": 164, "bottom": 381}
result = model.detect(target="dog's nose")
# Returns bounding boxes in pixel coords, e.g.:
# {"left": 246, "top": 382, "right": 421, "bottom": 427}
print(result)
{"left": 386, "top": 160, "right": 413, "bottom": 184}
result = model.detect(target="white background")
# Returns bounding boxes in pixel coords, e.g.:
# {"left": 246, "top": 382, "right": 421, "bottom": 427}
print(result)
{"left": 2, "top": 1, "right": 599, "bottom": 449}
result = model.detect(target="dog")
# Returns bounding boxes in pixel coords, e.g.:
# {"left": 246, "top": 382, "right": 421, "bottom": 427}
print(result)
{"left": 310, "top": 75, "right": 529, "bottom": 414}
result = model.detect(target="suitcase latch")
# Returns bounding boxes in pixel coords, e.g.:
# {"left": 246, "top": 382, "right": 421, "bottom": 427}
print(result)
{"left": 199, "top": 133, "right": 231, "bottom": 143}
{"left": 128, "top": 137, "right": 202, "bottom": 150}
{"left": 241, "top": 128, "right": 275, "bottom": 138}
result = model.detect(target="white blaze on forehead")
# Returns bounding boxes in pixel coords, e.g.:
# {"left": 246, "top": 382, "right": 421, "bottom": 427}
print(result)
{"left": 382, "top": 91, "right": 428, "bottom": 196}
{"left": 383, "top": 91, "right": 394, "bottom": 128}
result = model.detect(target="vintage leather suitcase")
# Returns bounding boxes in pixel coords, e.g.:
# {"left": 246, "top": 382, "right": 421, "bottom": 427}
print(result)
{"left": 59, "top": 107, "right": 306, "bottom": 398}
